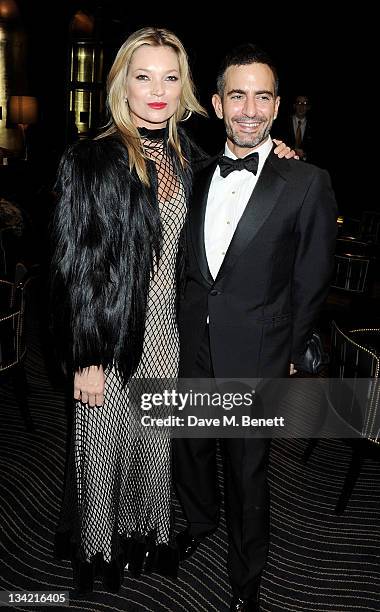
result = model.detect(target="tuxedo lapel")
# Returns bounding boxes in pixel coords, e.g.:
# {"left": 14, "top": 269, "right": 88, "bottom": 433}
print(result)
{"left": 189, "top": 159, "right": 218, "bottom": 286}
{"left": 215, "top": 152, "right": 287, "bottom": 283}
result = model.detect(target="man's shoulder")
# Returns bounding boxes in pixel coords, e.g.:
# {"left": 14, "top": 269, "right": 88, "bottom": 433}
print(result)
{"left": 269, "top": 152, "right": 330, "bottom": 183}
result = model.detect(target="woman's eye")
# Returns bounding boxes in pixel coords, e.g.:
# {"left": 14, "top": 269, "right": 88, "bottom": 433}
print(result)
{"left": 166, "top": 75, "right": 179, "bottom": 81}
{"left": 136, "top": 74, "right": 149, "bottom": 80}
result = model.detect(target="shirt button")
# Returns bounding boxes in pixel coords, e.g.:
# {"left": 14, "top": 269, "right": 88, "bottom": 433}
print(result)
{"left": 232, "top": 191, "right": 236, "bottom": 195}
{"left": 221, "top": 251, "right": 225, "bottom": 255}
{"left": 226, "top": 221, "right": 230, "bottom": 225}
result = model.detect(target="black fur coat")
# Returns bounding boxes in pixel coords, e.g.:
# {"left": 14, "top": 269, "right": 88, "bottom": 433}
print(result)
{"left": 51, "top": 129, "right": 199, "bottom": 385}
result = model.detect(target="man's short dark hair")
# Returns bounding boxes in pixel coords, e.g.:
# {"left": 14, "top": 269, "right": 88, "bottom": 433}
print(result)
{"left": 216, "top": 43, "right": 279, "bottom": 97}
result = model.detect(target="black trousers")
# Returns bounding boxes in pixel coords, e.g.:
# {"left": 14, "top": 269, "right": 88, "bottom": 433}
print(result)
{"left": 174, "top": 326, "right": 270, "bottom": 598}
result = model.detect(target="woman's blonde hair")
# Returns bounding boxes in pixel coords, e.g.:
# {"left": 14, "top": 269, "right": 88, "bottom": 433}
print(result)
{"left": 98, "top": 27, "right": 207, "bottom": 184}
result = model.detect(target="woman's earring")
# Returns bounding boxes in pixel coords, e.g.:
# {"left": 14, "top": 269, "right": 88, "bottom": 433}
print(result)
{"left": 181, "top": 109, "right": 192, "bottom": 122}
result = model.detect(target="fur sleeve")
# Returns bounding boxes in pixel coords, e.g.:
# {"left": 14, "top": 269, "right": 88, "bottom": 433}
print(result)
{"left": 51, "top": 137, "right": 160, "bottom": 383}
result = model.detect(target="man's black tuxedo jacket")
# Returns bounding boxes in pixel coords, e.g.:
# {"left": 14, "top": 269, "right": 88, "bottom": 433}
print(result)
{"left": 179, "top": 149, "right": 337, "bottom": 379}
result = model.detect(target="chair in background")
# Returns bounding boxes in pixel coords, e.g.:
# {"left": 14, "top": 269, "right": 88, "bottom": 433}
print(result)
{"left": 359, "top": 210, "right": 380, "bottom": 245}
{"left": 337, "top": 210, "right": 380, "bottom": 246}
{"left": 304, "top": 321, "right": 380, "bottom": 514}
{"left": 325, "top": 236, "right": 378, "bottom": 324}
{"left": 0, "top": 262, "right": 34, "bottom": 431}
{"left": 333, "top": 210, "right": 380, "bottom": 297}
{"left": 331, "top": 238, "right": 373, "bottom": 294}
{"left": 336, "top": 215, "right": 360, "bottom": 239}
{"left": 0, "top": 198, "right": 27, "bottom": 279}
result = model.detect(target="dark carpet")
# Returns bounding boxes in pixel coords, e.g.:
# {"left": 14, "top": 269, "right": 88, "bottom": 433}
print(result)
{"left": 1, "top": 289, "right": 379, "bottom": 611}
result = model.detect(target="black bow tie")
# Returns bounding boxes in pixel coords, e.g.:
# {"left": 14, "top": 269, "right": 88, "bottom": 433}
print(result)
{"left": 218, "top": 152, "right": 259, "bottom": 178}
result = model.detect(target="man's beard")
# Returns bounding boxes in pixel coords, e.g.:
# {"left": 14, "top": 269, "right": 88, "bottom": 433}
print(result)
{"left": 226, "top": 118, "right": 273, "bottom": 148}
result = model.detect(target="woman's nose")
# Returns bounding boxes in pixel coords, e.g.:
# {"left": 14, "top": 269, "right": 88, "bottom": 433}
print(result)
{"left": 151, "top": 80, "right": 164, "bottom": 96}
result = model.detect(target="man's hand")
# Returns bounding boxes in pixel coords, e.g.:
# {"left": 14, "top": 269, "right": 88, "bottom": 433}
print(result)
{"left": 74, "top": 365, "right": 105, "bottom": 407}
{"left": 273, "top": 139, "right": 299, "bottom": 159}
{"left": 289, "top": 363, "right": 298, "bottom": 375}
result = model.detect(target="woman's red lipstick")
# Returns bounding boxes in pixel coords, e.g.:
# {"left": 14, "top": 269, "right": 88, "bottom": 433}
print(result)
{"left": 148, "top": 102, "right": 167, "bottom": 109}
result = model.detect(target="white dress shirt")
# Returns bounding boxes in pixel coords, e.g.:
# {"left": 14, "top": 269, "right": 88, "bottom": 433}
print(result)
{"left": 205, "top": 137, "right": 273, "bottom": 280}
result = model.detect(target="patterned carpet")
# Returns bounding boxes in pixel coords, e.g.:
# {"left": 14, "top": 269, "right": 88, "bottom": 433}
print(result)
{"left": 1, "top": 291, "right": 379, "bottom": 611}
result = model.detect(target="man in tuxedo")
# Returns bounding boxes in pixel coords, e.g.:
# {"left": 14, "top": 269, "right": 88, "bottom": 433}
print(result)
{"left": 174, "top": 44, "right": 337, "bottom": 611}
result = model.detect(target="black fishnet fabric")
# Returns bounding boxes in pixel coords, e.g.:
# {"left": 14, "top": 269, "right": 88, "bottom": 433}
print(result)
{"left": 63, "top": 134, "right": 186, "bottom": 564}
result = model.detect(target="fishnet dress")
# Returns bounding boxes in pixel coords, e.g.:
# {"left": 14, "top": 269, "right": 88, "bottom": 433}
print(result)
{"left": 71, "top": 131, "right": 186, "bottom": 564}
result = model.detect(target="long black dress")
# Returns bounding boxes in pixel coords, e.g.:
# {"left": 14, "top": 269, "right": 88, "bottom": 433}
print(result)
{"left": 56, "top": 128, "right": 186, "bottom": 578}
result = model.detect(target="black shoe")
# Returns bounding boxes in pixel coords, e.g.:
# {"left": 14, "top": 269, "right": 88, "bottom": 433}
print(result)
{"left": 230, "top": 582, "right": 261, "bottom": 611}
{"left": 144, "top": 543, "right": 179, "bottom": 578}
{"left": 72, "top": 560, "right": 94, "bottom": 596}
{"left": 102, "top": 558, "right": 124, "bottom": 593}
{"left": 176, "top": 529, "right": 206, "bottom": 561}
{"left": 229, "top": 596, "right": 260, "bottom": 611}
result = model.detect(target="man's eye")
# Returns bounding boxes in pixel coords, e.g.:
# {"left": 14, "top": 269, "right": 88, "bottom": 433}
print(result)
{"left": 256, "top": 95, "right": 270, "bottom": 102}
{"left": 231, "top": 94, "right": 243, "bottom": 100}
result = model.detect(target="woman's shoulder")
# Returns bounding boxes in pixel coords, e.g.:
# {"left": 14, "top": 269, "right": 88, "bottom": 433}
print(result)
{"left": 60, "top": 134, "right": 131, "bottom": 180}
{"left": 56, "top": 133, "right": 135, "bottom": 193}
{"left": 66, "top": 133, "right": 126, "bottom": 158}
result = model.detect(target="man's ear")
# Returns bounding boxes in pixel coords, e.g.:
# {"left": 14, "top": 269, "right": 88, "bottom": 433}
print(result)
{"left": 212, "top": 93, "right": 223, "bottom": 119}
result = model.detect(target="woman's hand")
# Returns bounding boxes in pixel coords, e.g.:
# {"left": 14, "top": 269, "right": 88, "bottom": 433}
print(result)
{"left": 74, "top": 365, "right": 105, "bottom": 407}
{"left": 273, "top": 139, "right": 299, "bottom": 160}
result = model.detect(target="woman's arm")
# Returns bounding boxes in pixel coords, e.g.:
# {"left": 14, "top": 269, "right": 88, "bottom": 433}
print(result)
{"left": 51, "top": 137, "right": 157, "bottom": 392}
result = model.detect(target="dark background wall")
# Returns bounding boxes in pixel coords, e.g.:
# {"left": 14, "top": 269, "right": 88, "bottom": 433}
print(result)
{"left": 9, "top": 2, "right": 375, "bottom": 215}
